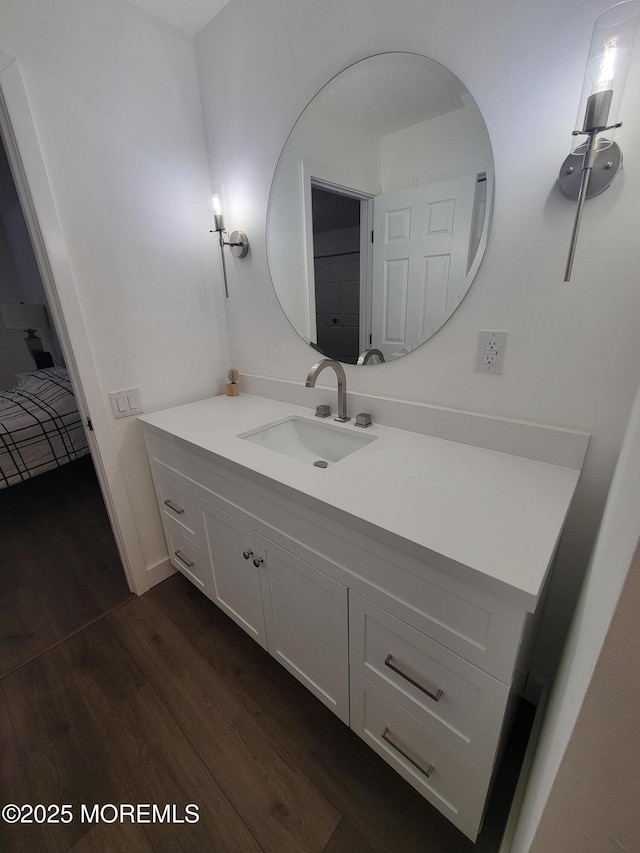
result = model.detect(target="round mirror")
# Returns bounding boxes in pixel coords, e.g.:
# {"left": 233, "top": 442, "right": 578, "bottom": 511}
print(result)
{"left": 267, "top": 52, "right": 494, "bottom": 365}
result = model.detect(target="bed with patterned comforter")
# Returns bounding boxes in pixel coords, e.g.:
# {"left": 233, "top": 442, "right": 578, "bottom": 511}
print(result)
{"left": 0, "top": 368, "right": 89, "bottom": 489}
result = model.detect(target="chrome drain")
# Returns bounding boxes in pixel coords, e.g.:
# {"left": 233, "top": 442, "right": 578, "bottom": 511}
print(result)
{"left": 313, "top": 460, "right": 329, "bottom": 468}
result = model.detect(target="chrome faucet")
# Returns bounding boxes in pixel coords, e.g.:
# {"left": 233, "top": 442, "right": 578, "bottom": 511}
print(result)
{"left": 305, "top": 359, "right": 350, "bottom": 422}
{"left": 357, "top": 348, "right": 386, "bottom": 365}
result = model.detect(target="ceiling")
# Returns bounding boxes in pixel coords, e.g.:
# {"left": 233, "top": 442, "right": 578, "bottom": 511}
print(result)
{"left": 126, "top": 0, "right": 232, "bottom": 36}
{"left": 318, "top": 55, "right": 467, "bottom": 137}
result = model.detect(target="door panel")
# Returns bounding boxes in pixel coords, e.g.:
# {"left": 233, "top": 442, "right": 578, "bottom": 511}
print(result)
{"left": 372, "top": 175, "right": 476, "bottom": 358}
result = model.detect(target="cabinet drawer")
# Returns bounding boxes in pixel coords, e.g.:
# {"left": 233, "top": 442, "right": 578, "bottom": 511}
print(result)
{"left": 350, "top": 671, "right": 488, "bottom": 842}
{"left": 152, "top": 469, "right": 204, "bottom": 544}
{"left": 349, "top": 592, "right": 509, "bottom": 771}
{"left": 165, "top": 525, "right": 213, "bottom": 600}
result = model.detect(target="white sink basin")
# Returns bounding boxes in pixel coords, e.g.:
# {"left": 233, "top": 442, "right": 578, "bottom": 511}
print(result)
{"left": 239, "top": 416, "right": 376, "bottom": 466}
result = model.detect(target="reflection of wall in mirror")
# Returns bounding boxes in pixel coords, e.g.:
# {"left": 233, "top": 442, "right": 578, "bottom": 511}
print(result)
{"left": 380, "top": 95, "right": 492, "bottom": 192}
{"left": 269, "top": 103, "right": 381, "bottom": 342}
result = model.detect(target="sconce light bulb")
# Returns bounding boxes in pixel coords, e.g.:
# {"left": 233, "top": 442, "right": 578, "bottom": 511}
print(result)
{"left": 211, "top": 190, "right": 226, "bottom": 232}
{"left": 596, "top": 36, "right": 620, "bottom": 90}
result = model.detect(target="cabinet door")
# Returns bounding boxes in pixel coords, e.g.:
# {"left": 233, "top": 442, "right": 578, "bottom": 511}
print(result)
{"left": 257, "top": 535, "right": 349, "bottom": 723}
{"left": 202, "top": 502, "right": 267, "bottom": 649}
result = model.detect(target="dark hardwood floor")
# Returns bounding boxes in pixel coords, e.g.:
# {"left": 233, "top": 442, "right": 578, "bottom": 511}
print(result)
{"left": 0, "top": 457, "right": 132, "bottom": 676}
{"left": 0, "top": 571, "right": 533, "bottom": 853}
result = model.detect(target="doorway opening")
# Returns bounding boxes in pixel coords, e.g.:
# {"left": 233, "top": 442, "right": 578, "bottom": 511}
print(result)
{"left": 308, "top": 180, "right": 373, "bottom": 364}
{"left": 312, "top": 186, "right": 361, "bottom": 363}
{"left": 0, "top": 109, "right": 131, "bottom": 678}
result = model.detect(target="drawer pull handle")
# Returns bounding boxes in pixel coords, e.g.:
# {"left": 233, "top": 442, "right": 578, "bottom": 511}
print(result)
{"left": 164, "top": 499, "right": 185, "bottom": 515}
{"left": 174, "top": 550, "right": 195, "bottom": 568}
{"left": 243, "top": 550, "right": 254, "bottom": 560}
{"left": 381, "top": 727, "right": 434, "bottom": 778}
{"left": 253, "top": 557, "right": 264, "bottom": 567}
{"left": 384, "top": 654, "right": 444, "bottom": 703}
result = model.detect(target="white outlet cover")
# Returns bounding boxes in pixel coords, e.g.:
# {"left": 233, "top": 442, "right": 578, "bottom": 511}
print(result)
{"left": 476, "top": 330, "right": 508, "bottom": 374}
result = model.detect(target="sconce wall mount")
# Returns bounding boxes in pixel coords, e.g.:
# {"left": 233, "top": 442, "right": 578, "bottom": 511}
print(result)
{"left": 558, "top": 141, "right": 622, "bottom": 201}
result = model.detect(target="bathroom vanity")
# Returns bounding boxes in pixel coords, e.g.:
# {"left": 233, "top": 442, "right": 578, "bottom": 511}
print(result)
{"left": 139, "top": 392, "right": 587, "bottom": 841}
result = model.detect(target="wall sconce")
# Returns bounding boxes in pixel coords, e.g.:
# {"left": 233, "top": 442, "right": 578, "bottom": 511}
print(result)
{"left": 559, "top": 1, "right": 640, "bottom": 280}
{"left": 210, "top": 183, "right": 249, "bottom": 298}
{"left": 0, "top": 302, "right": 49, "bottom": 362}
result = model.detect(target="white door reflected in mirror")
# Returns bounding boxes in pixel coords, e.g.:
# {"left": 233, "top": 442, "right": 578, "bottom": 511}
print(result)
{"left": 267, "top": 52, "right": 494, "bottom": 365}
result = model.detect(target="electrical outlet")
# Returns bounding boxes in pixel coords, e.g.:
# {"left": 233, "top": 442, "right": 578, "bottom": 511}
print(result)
{"left": 476, "top": 330, "right": 508, "bottom": 374}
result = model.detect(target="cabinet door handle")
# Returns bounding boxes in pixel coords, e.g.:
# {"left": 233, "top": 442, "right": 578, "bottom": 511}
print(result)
{"left": 253, "top": 556, "right": 264, "bottom": 567}
{"left": 174, "top": 549, "right": 194, "bottom": 568}
{"left": 242, "top": 550, "right": 254, "bottom": 560}
{"left": 164, "top": 499, "right": 185, "bottom": 515}
{"left": 384, "top": 654, "right": 444, "bottom": 703}
{"left": 381, "top": 727, "right": 434, "bottom": 778}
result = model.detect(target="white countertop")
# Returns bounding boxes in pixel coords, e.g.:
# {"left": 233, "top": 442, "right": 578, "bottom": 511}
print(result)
{"left": 139, "top": 394, "right": 582, "bottom": 611}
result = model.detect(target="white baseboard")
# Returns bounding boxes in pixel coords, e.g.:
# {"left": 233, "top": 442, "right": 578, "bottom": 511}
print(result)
{"left": 145, "top": 556, "right": 176, "bottom": 588}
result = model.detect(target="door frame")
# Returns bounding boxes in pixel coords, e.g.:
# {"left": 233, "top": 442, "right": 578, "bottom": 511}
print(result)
{"left": 300, "top": 161, "right": 374, "bottom": 350}
{"left": 0, "top": 49, "right": 147, "bottom": 594}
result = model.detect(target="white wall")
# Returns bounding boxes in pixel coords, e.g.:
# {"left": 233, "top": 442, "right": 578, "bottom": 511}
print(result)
{"left": 195, "top": 0, "right": 640, "bottom": 680}
{"left": 0, "top": 0, "right": 229, "bottom": 573}
{"left": 513, "top": 381, "right": 640, "bottom": 851}
{"left": 530, "top": 535, "right": 640, "bottom": 853}
{"left": 380, "top": 97, "right": 493, "bottom": 192}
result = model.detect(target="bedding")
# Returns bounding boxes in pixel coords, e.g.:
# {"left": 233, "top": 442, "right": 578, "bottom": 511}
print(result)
{"left": 0, "top": 368, "right": 89, "bottom": 489}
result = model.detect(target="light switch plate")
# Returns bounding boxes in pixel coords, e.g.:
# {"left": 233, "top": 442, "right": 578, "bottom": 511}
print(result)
{"left": 109, "top": 388, "right": 143, "bottom": 419}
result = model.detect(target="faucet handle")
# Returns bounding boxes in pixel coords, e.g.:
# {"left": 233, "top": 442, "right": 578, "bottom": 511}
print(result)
{"left": 354, "top": 412, "right": 373, "bottom": 428}
{"left": 315, "top": 404, "right": 331, "bottom": 418}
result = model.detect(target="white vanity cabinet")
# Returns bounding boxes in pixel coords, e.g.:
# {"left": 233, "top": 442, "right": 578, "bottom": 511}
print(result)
{"left": 149, "top": 441, "right": 350, "bottom": 724}
{"left": 201, "top": 497, "right": 350, "bottom": 721}
{"left": 140, "top": 394, "right": 586, "bottom": 843}
{"left": 143, "top": 429, "right": 530, "bottom": 840}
